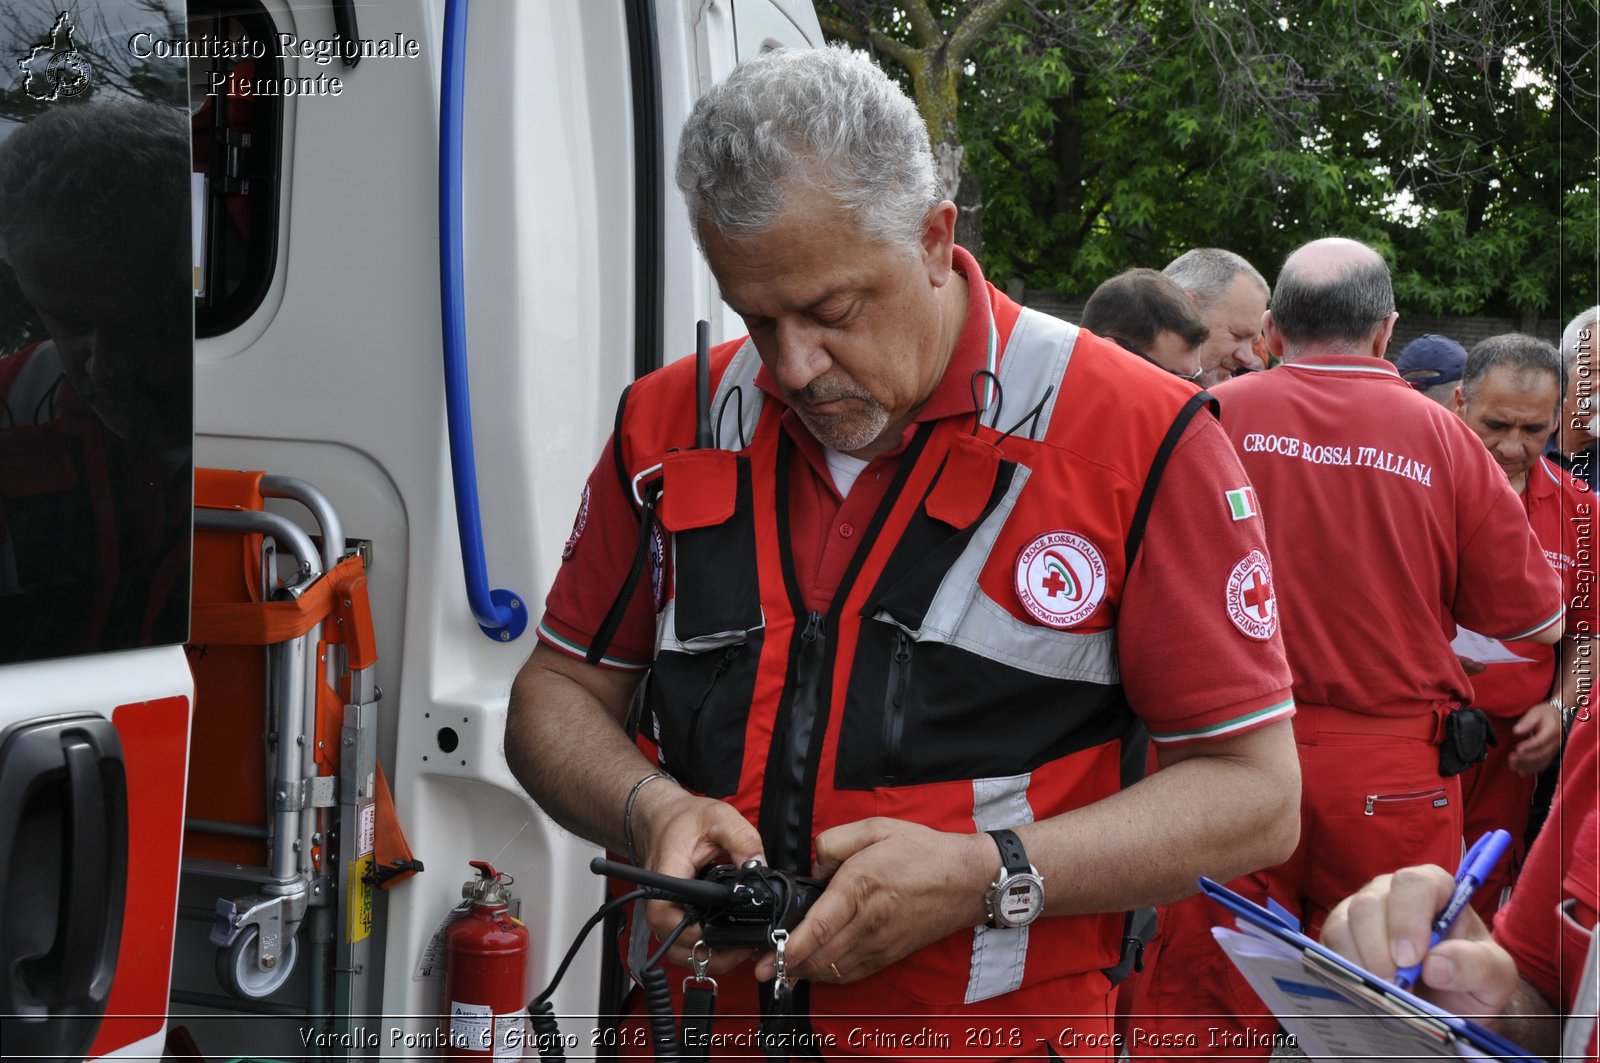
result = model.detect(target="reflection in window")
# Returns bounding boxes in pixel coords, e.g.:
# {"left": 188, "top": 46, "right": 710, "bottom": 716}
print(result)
{"left": 0, "top": 3, "right": 192, "bottom": 663}
{"left": 190, "top": 1, "right": 280, "bottom": 336}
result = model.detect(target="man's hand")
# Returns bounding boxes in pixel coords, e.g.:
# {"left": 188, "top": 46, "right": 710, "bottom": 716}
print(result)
{"left": 753, "top": 818, "right": 993, "bottom": 984}
{"left": 1507, "top": 701, "right": 1562, "bottom": 775}
{"left": 1321, "top": 865, "right": 1520, "bottom": 1018}
{"left": 633, "top": 785, "right": 766, "bottom": 975}
{"left": 1456, "top": 655, "right": 1487, "bottom": 676}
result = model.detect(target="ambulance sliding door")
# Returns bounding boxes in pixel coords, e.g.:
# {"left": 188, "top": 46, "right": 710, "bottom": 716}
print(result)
{"left": 0, "top": 2, "right": 195, "bottom": 1060}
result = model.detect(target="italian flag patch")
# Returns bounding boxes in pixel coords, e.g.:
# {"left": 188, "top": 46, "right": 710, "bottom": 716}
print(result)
{"left": 1226, "top": 486, "right": 1258, "bottom": 521}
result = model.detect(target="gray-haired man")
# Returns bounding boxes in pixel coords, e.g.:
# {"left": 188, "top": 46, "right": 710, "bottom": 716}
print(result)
{"left": 1163, "top": 247, "right": 1271, "bottom": 388}
{"left": 1452, "top": 334, "right": 1592, "bottom": 923}
{"left": 506, "top": 44, "right": 1298, "bottom": 1057}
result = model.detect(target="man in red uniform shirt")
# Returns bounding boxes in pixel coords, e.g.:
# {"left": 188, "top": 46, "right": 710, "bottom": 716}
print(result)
{"left": 1135, "top": 237, "right": 1564, "bottom": 1056}
{"left": 504, "top": 45, "right": 1301, "bottom": 1059}
{"left": 1321, "top": 712, "right": 1598, "bottom": 1060}
{"left": 1452, "top": 334, "right": 1595, "bottom": 922}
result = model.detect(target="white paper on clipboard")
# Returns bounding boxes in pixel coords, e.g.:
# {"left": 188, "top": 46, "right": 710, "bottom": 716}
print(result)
{"left": 1214, "top": 925, "right": 1490, "bottom": 1060}
{"left": 1200, "top": 877, "right": 1539, "bottom": 1062}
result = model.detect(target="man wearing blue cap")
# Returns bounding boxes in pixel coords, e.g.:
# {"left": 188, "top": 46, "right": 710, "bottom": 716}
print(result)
{"left": 1396, "top": 333, "right": 1469, "bottom": 406}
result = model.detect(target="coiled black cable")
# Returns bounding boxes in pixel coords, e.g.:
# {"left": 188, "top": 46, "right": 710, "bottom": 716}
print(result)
{"left": 525, "top": 889, "right": 646, "bottom": 1062}
{"left": 640, "top": 912, "right": 696, "bottom": 1061}
{"left": 638, "top": 964, "right": 678, "bottom": 1061}
{"left": 525, "top": 892, "right": 701, "bottom": 1062}
{"left": 527, "top": 1002, "right": 566, "bottom": 1062}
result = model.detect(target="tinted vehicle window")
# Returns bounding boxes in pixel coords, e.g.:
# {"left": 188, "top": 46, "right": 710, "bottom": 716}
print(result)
{"left": 189, "top": 0, "right": 281, "bottom": 336}
{"left": 0, "top": 1, "right": 192, "bottom": 663}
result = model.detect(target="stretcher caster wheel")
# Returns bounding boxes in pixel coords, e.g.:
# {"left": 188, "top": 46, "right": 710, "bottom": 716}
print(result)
{"left": 217, "top": 925, "right": 298, "bottom": 999}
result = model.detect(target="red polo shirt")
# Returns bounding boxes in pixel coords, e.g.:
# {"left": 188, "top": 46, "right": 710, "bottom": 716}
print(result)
{"left": 1469, "top": 456, "right": 1594, "bottom": 717}
{"left": 1493, "top": 719, "right": 1599, "bottom": 1052}
{"left": 543, "top": 248, "right": 1294, "bottom": 744}
{"left": 1212, "top": 354, "right": 1563, "bottom": 717}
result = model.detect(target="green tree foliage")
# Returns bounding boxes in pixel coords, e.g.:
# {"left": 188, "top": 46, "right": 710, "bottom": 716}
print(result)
{"left": 819, "top": 1, "right": 1021, "bottom": 257}
{"left": 825, "top": 0, "right": 1596, "bottom": 319}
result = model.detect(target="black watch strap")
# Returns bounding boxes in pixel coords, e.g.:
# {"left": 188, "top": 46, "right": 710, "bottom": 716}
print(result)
{"left": 987, "top": 828, "right": 1029, "bottom": 874}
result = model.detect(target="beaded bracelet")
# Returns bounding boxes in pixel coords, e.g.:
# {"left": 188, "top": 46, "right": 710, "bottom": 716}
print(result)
{"left": 622, "top": 770, "right": 673, "bottom": 866}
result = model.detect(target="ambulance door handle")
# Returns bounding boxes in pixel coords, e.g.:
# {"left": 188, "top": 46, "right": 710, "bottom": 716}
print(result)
{"left": 56, "top": 735, "right": 116, "bottom": 1007}
{"left": 0, "top": 714, "right": 126, "bottom": 1061}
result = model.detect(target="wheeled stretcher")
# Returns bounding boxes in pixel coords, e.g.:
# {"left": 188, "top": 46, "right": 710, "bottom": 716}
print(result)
{"left": 176, "top": 470, "right": 417, "bottom": 1046}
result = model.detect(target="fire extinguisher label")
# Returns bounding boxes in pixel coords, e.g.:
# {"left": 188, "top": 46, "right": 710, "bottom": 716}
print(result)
{"left": 413, "top": 900, "right": 471, "bottom": 980}
{"left": 494, "top": 1014, "right": 524, "bottom": 1061}
{"left": 449, "top": 1002, "right": 493, "bottom": 1052}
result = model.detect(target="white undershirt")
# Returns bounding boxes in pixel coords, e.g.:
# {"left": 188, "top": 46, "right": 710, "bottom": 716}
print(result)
{"left": 824, "top": 448, "right": 870, "bottom": 498}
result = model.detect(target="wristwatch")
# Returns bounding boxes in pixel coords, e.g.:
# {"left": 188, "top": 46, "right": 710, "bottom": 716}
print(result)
{"left": 983, "top": 829, "right": 1045, "bottom": 929}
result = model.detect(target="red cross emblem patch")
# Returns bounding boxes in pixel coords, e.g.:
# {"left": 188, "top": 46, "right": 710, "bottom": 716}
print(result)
{"left": 1226, "top": 549, "right": 1278, "bottom": 641}
{"left": 1015, "top": 531, "right": 1108, "bottom": 629}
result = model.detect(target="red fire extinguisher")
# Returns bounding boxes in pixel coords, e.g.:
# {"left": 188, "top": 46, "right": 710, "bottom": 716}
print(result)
{"left": 442, "top": 861, "right": 530, "bottom": 1061}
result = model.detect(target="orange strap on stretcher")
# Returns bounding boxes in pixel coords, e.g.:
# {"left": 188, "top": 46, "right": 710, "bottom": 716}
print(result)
{"left": 188, "top": 468, "right": 418, "bottom": 887}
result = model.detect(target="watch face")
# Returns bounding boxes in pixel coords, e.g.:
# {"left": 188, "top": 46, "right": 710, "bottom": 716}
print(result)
{"left": 996, "top": 875, "right": 1044, "bottom": 926}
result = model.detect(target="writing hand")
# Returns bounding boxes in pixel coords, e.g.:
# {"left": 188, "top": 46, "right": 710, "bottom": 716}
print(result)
{"left": 1321, "top": 865, "right": 1520, "bottom": 1016}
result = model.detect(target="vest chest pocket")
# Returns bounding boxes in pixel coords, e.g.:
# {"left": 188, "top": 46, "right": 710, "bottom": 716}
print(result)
{"left": 645, "top": 628, "right": 762, "bottom": 799}
{"left": 647, "top": 453, "right": 764, "bottom": 799}
{"left": 834, "top": 450, "right": 1131, "bottom": 790}
{"left": 837, "top": 607, "right": 1127, "bottom": 790}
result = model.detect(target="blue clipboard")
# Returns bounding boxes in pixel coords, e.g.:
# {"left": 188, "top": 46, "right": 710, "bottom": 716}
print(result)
{"left": 1200, "top": 876, "right": 1540, "bottom": 1061}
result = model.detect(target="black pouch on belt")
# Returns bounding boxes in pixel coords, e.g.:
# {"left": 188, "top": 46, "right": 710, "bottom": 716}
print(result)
{"left": 1438, "top": 707, "right": 1496, "bottom": 776}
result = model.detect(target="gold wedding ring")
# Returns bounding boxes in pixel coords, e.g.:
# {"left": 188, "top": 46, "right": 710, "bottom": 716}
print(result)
{"left": 829, "top": 962, "right": 842, "bottom": 981}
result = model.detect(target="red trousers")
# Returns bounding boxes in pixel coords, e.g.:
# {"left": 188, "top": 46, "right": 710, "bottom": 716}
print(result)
{"left": 1129, "top": 708, "right": 1463, "bottom": 1060}
{"left": 1459, "top": 717, "right": 1537, "bottom": 924}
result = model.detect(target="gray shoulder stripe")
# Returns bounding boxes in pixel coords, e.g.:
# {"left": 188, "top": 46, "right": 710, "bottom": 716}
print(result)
{"left": 709, "top": 338, "right": 765, "bottom": 452}
{"left": 899, "top": 462, "right": 1120, "bottom": 682}
{"left": 871, "top": 593, "right": 1117, "bottom": 683}
{"left": 997, "top": 308, "right": 1079, "bottom": 441}
{"left": 920, "top": 465, "right": 1032, "bottom": 636}
{"left": 951, "top": 593, "right": 1118, "bottom": 682}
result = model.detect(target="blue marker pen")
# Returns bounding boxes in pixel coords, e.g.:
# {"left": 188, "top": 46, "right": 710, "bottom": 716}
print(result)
{"left": 1393, "top": 829, "right": 1513, "bottom": 991}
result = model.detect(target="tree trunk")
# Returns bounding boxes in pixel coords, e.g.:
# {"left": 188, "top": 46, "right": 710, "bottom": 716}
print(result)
{"left": 919, "top": 54, "right": 984, "bottom": 259}
{"left": 955, "top": 162, "right": 985, "bottom": 259}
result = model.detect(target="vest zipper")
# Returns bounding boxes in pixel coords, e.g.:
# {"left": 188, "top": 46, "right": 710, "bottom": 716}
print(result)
{"left": 683, "top": 644, "right": 740, "bottom": 782}
{"left": 881, "top": 629, "right": 913, "bottom": 784}
{"left": 759, "top": 424, "right": 934, "bottom": 874}
{"left": 764, "top": 610, "right": 829, "bottom": 871}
